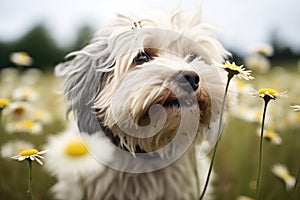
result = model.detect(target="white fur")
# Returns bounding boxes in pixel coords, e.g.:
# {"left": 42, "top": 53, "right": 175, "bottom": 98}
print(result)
{"left": 55, "top": 8, "right": 229, "bottom": 200}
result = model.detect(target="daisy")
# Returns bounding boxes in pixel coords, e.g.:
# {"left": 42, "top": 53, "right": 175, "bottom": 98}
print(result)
{"left": 21, "top": 120, "right": 42, "bottom": 134}
{"left": 5, "top": 120, "right": 42, "bottom": 134}
{"left": 219, "top": 61, "right": 254, "bottom": 80}
{"left": 10, "top": 51, "right": 33, "bottom": 66}
{"left": 250, "top": 88, "right": 287, "bottom": 101}
{"left": 251, "top": 87, "right": 287, "bottom": 199}
{"left": 271, "top": 164, "right": 296, "bottom": 191}
{"left": 0, "top": 98, "right": 10, "bottom": 109}
{"left": 250, "top": 43, "right": 274, "bottom": 56}
{"left": 11, "top": 148, "right": 47, "bottom": 165}
{"left": 4, "top": 102, "right": 33, "bottom": 120}
{"left": 256, "top": 129, "right": 282, "bottom": 145}
{"left": 44, "top": 123, "right": 113, "bottom": 180}
{"left": 1, "top": 140, "right": 34, "bottom": 158}
{"left": 237, "top": 196, "right": 254, "bottom": 200}
{"left": 12, "top": 86, "right": 39, "bottom": 102}
{"left": 244, "top": 54, "right": 271, "bottom": 73}
{"left": 32, "top": 109, "right": 52, "bottom": 124}
{"left": 291, "top": 105, "right": 300, "bottom": 112}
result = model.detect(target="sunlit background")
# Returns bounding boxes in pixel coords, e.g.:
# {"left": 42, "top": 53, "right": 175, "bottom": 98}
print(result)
{"left": 0, "top": 0, "right": 299, "bottom": 199}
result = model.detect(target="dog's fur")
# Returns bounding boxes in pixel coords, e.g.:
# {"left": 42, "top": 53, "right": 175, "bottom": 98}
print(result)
{"left": 56, "top": 8, "right": 229, "bottom": 200}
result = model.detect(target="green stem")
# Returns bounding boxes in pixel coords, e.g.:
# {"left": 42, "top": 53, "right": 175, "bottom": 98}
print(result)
{"left": 27, "top": 159, "right": 35, "bottom": 200}
{"left": 255, "top": 98, "right": 270, "bottom": 200}
{"left": 290, "top": 166, "right": 300, "bottom": 200}
{"left": 199, "top": 74, "right": 233, "bottom": 200}
{"left": 0, "top": 109, "right": 3, "bottom": 188}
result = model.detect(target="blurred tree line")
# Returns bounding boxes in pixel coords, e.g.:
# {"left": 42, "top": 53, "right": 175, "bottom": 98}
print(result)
{"left": 0, "top": 24, "right": 299, "bottom": 70}
{"left": 0, "top": 24, "right": 94, "bottom": 70}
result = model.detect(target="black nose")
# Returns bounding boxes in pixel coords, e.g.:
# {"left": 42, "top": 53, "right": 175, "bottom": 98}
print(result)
{"left": 176, "top": 71, "right": 200, "bottom": 92}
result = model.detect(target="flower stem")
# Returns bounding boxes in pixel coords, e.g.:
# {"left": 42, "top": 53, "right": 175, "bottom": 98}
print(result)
{"left": 27, "top": 159, "right": 35, "bottom": 200}
{"left": 199, "top": 74, "right": 233, "bottom": 200}
{"left": 0, "top": 109, "right": 3, "bottom": 188}
{"left": 290, "top": 166, "right": 300, "bottom": 200}
{"left": 255, "top": 98, "right": 270, "bottom": 200}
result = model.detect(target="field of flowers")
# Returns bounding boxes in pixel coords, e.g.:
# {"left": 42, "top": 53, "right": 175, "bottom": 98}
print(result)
{"left": 0, "top": 50, "right": 299, "bottom": 200}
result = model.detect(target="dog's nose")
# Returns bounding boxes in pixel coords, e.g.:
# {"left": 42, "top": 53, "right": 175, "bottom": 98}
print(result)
{"left": 176, "top": 71, "right": 200, "bottom": 92}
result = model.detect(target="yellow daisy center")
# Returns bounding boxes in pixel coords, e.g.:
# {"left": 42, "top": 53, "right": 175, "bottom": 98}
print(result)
{"left": 65, "top": 140, "right": 88, "bottom": 157}
{"left": 20, "top": 149, "right": 38, "bottom": 156}
{"left": 0, "top": 98, "right": 10, "bottom": 107}
{"left": 224, "top": 62, "right": 240, "bottom": 69}
{"left": 20, "top": 52, "right": 30, "bottom": 57}
{"left": 282, "top": 171, "right": 291, "bottom": 181}
{"left": 23, "top": 120, "right": 34, "bottom": 129}
{"left": 258, "top": 88, "right": 278, "bottom": 95}
{"left": 264, "top": 130, "right": 276, "bottom": 139}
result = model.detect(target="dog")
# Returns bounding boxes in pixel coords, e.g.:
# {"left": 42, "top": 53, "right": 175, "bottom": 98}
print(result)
{"left": 55, "top": 8, "right": 229, "bottom": 200}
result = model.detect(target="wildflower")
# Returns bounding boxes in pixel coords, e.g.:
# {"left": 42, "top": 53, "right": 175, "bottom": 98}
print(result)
{"left": 200, "top": 61, "right": 253, "bottom": 200}
{"left": 250, "top": 88, "right": 287, "bottom": 101}
{"left": 256, "top": 129, "right": 282, "bottom": 145}
{"left": 291, "top": 105, "right": 300, "bottom": 112}
{"left": 271, "top": 164, "right": 296, "bottom": 191}
{"left": 12, "top": 86, "right": 39, "bottom": 102}
{"left": 1, "top": 140, "right": 34, "bottom": 158}
{"left": 219, "top": 61, "right": 254, "bottom": 80}
{"left": 44, "top": 123, "right": 112, "bottom": 180}
{"left": 237, "top": 196, "right": 254, "bottom": 200}
{"left": 10, "top": 51, "right": 33, "bottom": 66}
{"left": 11, "top": 148, "right": 46, "bottom": 200}
{"left": 32, "top": 109, "right": 52, "bottom": 124}
{"left": 4, "top": 102, "right": 32, "bottom": 120}
{"left": 250, "top": 43, "right": 274, "bottom": 56}
{"left": 5, "top": 120, "right": 42, "bottom": 134}
{"left": 251, "top": 87, "right": 287, "bottom": 200}
{"left": 244, "top": 54, "right": 271, "bottom": 73}
{"left": 12, "top": 148, "right": 47, "bottom": 165}
{"left": 21, "top": 120, "right": 42, "bottom": 134}
{"left": 0, "top": 98, "right": 10, "bottom": 109}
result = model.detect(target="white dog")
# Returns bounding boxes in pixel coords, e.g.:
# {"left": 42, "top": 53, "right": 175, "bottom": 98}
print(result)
{"left": 55, "top": 8, "right": 229, "bottom": 200}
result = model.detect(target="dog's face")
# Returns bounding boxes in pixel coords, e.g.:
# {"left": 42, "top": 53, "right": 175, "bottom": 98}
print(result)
{"left": 56, "top": 9, "right": 228, "bottom": 158}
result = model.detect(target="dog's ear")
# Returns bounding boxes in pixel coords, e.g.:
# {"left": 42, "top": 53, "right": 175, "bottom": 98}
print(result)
{"left": 55, "top": 34, "right": 114, "bottom": 134}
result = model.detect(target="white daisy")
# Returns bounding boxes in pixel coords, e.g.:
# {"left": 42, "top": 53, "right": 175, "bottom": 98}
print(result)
{"left": 244, "top": 54, "right": 271, "bottom": 73}
{"left": 4, "top": 101, "right": 33, "bottom": 120}
{"left": 250, "top": 43, "right": 274, "bottom": 56}
{"left": 44, "top": 123, "right": 113, "bottom": 180}
{"left": 10, "top": 51, "right": 33, "bottom": 66}
{"left": 12, "top": 86, "right": 39, "bottom": 102}
{"left": 250, "top": 88, "right": 287, "bottom": 100}
{"left": 32, "top": 109, "right": 52, "bottom": 124}
{"left": 271, "top": 163, "right": 296, "bottom": 191}
{"left": 5, "top": 120, "right": 42, "bottom": 134}
{"left": 1, "top": 140, "right": 34, "bottom": 158}
{"left": 11, "top": 148, "right": 47, "bottom": 165}
{"left": 256, "top": 129, "right": 282, "bottom": 145}
{"left": 218, "top": 61, "right": 254, "bottom": 80}
{"left": 237, "top": 196, "right": 254, "bottom": 200}
{"left": 291, "top": 105, "right": 300, "bottom": 112}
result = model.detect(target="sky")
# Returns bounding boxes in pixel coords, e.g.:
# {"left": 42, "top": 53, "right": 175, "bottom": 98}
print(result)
{"left": 1, "top": 0, "right": 300, "bottom": 55}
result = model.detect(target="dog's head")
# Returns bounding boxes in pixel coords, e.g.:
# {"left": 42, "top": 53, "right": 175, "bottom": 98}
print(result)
{"left": 56, "top": 9, "right": 229, "bottom": 158}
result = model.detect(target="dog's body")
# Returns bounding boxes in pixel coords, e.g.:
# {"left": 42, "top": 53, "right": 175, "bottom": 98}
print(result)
{"left": 56, "top": 8, "right": 229, "bottom": 200}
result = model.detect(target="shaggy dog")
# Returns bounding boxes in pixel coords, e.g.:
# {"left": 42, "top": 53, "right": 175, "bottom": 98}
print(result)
{"left": 55, "top": 8, "right": 229, "bottom": 200}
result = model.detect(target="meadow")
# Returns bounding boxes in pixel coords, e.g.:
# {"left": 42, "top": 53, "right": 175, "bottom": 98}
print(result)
{"left": 0, "top": 56, "right": 299, "bottom": 199}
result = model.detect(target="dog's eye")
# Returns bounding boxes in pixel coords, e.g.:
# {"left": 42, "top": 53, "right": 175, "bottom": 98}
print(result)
{"left": 186, "top": 53, "right": 198, "bottom": 63}
{"left": 133, "top": 52, "right": 151, "bottom": 65}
